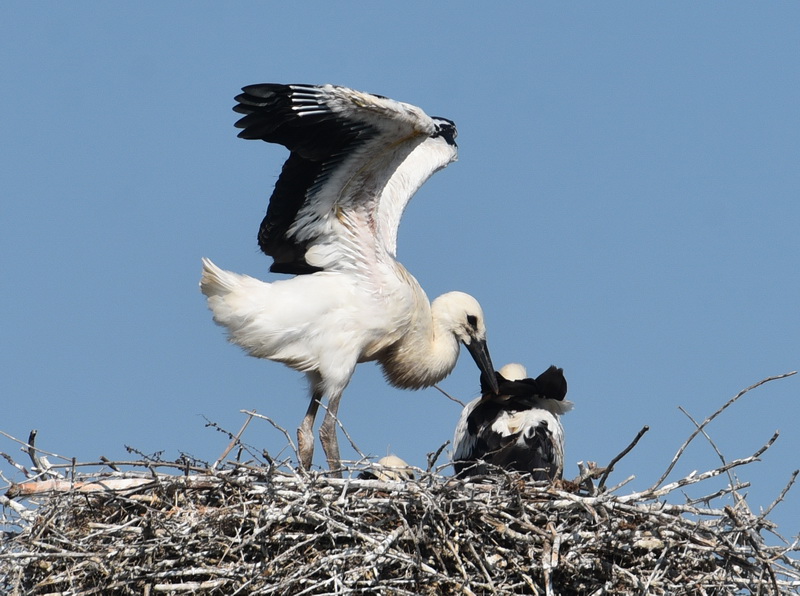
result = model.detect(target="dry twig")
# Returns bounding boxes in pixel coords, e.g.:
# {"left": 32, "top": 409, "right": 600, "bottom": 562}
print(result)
{"left": 651, "top": 371, "right": 796, "bottom": 491}
{"left": 1, "top": 373, "right": 798, "bottom": 595}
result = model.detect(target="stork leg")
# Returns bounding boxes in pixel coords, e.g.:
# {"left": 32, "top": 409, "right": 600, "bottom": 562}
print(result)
{"left": 319, "top": 389, "right": 344, "bottom": 478}
{"left": 297, "top": 384, "right": 323, "bottom": 471}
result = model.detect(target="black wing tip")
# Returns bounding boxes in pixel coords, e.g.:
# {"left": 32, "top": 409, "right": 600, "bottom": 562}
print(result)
{"left": 231, "top": 84, "right": 295, "bottom": 128}
{"left": 231, "top": 83, "right": 342, "bottom": 145}
{"left": 235, "top": 83, "right": 323, "bottom": 103}
{"left": 535, "top": 365, "right": 568, "bottom": 401}
{"left": 238, "top": 83, "right": 292, "bottom": 97}
{"left": 480, "top": 364, "right": 568, "bottom": 401}
{"left": 269, "top": 262, "right": 324, "bottom": 275}
{"left": 232, "top": 92, "right": 295, "bottom": 141}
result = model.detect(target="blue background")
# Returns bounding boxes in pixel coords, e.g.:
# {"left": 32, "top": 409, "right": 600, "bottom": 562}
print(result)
{"left": 2, "top": 4, "right": 798, "bottom": 542}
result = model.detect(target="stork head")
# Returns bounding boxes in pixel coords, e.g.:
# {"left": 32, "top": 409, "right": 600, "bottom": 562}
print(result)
{"left": 498, "top": 362, "right": 527, "bottom": 382}
{"left": 358, "top": 455, "right": 415, "bottom": 482}
{"left": 433, "top": 292, "right": 498, "bottom": 394}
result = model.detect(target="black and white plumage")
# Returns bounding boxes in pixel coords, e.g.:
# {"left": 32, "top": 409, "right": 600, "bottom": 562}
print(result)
{"left": 453, "top": 363, "right": 571, "bottom": 481}
{"left": 234, "top": 83, "right": 458, "bottom": 276}
{"left": 200, "top": 84, "right": 498, "bottom": 475}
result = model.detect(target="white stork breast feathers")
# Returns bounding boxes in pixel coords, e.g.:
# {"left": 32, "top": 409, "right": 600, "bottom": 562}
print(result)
{"left": 453, "top": 363, "right": 571, "bottom": 481}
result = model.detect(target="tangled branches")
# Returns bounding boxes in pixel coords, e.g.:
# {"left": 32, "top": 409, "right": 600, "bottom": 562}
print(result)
{"left": 1, "top": 373, "right": 798, "bottom": 595}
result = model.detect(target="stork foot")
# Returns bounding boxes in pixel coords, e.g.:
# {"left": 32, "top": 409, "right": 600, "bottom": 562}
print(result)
{"left": 319, "top": 417, "right": 342, "bottom": 478}
{"left": 297, "top": 390, "right": 322, "bottom": 471}
{"left": 297, "top": 426, "right": 314, "bottom": 471}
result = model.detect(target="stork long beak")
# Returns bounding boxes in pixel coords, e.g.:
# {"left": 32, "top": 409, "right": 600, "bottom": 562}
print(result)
{"left": 465, "top": 338, "right": 499, "bottom": 395}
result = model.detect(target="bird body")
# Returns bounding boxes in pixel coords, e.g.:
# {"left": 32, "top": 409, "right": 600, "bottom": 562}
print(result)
{"left": 358, "top": 455, "right": 415, "bottom": 482}
{"left": 453, "top": 363, "right": 571, "bottom": 481}
{"left": 201, "top": 83, "right": 497, "bottom": 474}
{"left": 201, "top": 260, "right": 486, "bottom": 393}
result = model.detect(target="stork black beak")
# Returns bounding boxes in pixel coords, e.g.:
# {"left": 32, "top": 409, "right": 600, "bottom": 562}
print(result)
{"left": 465, "top": 338, "right": 499, "bottom": 395}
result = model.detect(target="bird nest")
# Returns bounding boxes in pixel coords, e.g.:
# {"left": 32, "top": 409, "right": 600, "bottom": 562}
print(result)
{"left": 2, "top": 374, "right": 799, "bottom": 595}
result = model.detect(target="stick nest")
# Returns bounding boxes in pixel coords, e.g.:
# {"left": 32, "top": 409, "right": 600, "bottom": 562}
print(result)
{"left": 2, "top": 374, "right": 799, "bottom": 595}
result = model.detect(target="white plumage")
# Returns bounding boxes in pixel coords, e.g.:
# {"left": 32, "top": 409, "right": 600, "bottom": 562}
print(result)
{"left": 200, "top": 84, "right": 498, "bottom": 475}
{"left": 358, "top": 455, "right": 415, "bottom": 482}
{"left": 453, "top": 363, "right": 571, "bottom": 481}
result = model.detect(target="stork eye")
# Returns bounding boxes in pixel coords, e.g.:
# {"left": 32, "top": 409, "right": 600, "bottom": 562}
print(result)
{"left": 466, "top": 314, "right": 478, "bottom": 328}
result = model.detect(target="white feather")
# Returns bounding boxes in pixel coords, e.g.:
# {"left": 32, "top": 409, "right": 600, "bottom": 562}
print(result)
{"left": 201, "top": 84, "right": 492, "bottom": 473}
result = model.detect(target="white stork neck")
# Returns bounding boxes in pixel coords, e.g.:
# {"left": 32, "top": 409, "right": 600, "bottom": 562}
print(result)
{"left": 379, "top": 293, "right": 462, "bottom": 390}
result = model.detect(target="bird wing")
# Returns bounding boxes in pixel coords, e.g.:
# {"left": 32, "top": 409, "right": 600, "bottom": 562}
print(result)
{"left": 452, "top": 397, "right": 480, "bottom": 470}
{"left": 487, "top": 411, "right": 564, "bottom": 481}
{"left": 480, "top": 365, "right": 568, "bottom": 401}
{"left": 453, "top": 396, "right": 566, "bottom": 480}
{"left": 234, "top": 83, "right": 457, "bottom": 274}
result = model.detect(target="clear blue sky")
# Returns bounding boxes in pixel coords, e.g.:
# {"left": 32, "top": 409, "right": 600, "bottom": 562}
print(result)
{"left": 2, "top": 5, "right": 798, "bottom": 539}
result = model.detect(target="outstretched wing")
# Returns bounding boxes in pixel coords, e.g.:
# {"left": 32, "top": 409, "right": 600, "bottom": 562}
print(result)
{"left": 234, "top": 84, "right": 458, "bottom": 274}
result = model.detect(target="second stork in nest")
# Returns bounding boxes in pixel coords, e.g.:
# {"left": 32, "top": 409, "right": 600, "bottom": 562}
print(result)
{"left": 453, "top": 363, "right": 570, "bottom": 480}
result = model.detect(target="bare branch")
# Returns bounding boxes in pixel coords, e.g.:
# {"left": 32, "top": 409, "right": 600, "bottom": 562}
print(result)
{"left": 242, "top": 409, "right": 299, "bottom": 463}
{"left": 678, "top": 405, "right": 746, "bottom": 507}
{"left": 598, "top": 425, "right": 649, "bottom": 491}
{"left": 634, "top": 431, "right": 780, "bottom": 501}
{"left": 0, "top": 429, "right": 71, "bottom": 464}
{"left": 433, "top": 383, "right": 466, "bottom": 407}
{"left": 426, "top": 441, "right": 449, "bottom": 473}
{"left": 759, "top": 469, "right": 799, "bottom": 525}
{"left": 212, "top": 411, "right": 255, "bottom": 470}
{"left": 650, "top": 371, "right": 796, "bottom": 491}
{"left": 2, "top": 373, "right": 798, "bottom": 594}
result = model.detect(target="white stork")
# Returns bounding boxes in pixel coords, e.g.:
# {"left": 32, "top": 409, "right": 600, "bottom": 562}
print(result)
{"left": 452, "top": 363, "right": 571, "bottom": 481}
{"left": 200, "top": 83, "right": 498, "bottom": 475}
{"left": 357, "top": 455, "right": 415, "bottom": 482}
